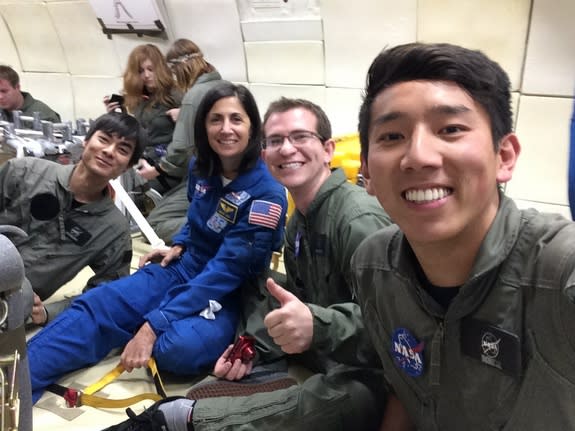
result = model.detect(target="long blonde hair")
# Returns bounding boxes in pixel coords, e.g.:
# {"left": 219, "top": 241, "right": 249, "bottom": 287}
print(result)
{"left": 122, "top": 44, "right": 177, "bottom": 112}
{"left": 167, "top": 39, "right": 214, "bottom": 92}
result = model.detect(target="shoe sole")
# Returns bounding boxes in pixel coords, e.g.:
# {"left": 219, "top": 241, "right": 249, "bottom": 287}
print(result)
{"left": 186, "top": 377, "right": 297, "bottom": 400}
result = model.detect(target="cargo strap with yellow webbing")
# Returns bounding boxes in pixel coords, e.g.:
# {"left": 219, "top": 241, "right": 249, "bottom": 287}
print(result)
{"left": 47, "top": 358, "right": 167, "bottom": 409}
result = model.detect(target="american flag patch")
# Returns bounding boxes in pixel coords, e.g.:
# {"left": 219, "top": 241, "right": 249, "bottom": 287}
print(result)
{"left": 248, "top": 200, "right": 282, "bottom": 229}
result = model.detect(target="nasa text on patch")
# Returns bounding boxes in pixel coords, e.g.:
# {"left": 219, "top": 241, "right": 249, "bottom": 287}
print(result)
{"left": 248, "top": 200, "right": 282, "bottom": 229}
{"left": 461, "top": 318, "right": 521, "bottom": 378}
{"left": 391, "top": 327, "right": 425, "bottom": 377}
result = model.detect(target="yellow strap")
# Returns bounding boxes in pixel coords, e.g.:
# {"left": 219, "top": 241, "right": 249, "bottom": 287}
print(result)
{"left": 83, "top": 363, "right": 125, "bottom": 395}
{"left": 80, "top": 358, "right": 166, "bottom": 408}
{"left": 80, "top": 392, "right": 163, "bottom": 409}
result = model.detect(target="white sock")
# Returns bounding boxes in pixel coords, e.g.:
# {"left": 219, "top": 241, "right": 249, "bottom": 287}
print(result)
{"left": 158, "top": 399, "right": 195, "bottom": 431}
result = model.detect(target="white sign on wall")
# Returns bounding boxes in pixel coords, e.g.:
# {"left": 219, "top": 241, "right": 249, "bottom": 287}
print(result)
{"left": 89, "top": 0, "right": 165, "bottom": 33}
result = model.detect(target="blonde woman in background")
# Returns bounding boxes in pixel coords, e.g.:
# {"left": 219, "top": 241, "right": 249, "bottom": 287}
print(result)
{"left": 105, "top": 44, "right": 183, "bottom": 193}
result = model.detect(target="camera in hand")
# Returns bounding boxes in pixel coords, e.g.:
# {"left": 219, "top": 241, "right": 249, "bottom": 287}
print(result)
{"left": 109, "top": 94, "right": 126, "bottom": 113}
{"left": 227, "top": 335, "right": 256, "bottom": 364}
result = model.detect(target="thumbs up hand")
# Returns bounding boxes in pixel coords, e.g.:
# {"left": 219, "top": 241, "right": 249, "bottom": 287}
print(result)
{"left": 263, "top": 277, "right": 313, "bottom": 354}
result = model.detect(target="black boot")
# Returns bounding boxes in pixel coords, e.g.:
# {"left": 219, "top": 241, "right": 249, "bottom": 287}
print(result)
{"left": 102, "top": 396, "right": 187, "bottom": 431}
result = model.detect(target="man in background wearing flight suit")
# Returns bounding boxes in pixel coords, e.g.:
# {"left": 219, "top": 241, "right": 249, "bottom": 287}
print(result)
{"left": 0, "top": 112, "right": 146, "bottom": 325}
{"left": 0, "top": 65, "right": 61, "bottom": 123}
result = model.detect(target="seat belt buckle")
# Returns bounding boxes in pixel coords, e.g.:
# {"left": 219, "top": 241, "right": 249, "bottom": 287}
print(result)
{"left": 63, "top": 388, "right": 82, "bottom": 408}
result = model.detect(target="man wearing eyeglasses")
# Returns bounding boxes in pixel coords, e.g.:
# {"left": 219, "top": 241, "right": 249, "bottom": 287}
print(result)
{"left": 105, "top": 98, "right": 407, "bottom": 431}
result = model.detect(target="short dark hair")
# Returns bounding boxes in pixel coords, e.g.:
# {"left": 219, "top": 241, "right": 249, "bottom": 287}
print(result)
{"left": 193, "top": 82, "right": 261, "bottom": 178}
{"left": 263, "top": 97, "right": 332, "bottom": 141}
{"left": 0, "top": 65, "right": 20, "bottom": 87}
{"left": 358, "top": 43, "right": 513, "bottom": 158}
{"left": 85, "top": 112, "right": 146, "bottom": 166}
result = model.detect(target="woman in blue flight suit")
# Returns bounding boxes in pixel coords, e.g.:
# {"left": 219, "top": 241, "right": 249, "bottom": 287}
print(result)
{"left": 27, "top": 82, "right": 287, "bottom": 403}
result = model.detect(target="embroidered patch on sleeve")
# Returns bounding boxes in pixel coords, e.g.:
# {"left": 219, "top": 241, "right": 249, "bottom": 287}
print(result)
{"left": 248, "top": 200, "right": 282, "bottom": 229}
{"left": 217, "top": 198, "right": 238, "bottom": 223}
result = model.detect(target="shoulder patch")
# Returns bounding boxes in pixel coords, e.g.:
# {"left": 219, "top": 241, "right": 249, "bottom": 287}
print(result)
{"left": 217, "top": 198, "right": 238, "bottom": 223}
{"left": 224, "top": 190, "right": 251, "bottom": 205}
{"left": 248, "top": 200, "right": 282, "bottom": 230}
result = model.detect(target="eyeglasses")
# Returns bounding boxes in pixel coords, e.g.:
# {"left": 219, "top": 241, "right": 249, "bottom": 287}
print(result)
{"left": 262, "top": 130, "right": 324, "bottom": 150}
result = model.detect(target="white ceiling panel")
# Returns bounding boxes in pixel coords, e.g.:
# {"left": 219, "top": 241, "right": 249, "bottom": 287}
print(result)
{"left": 418, "top": 0, "right": 531, "bottom": 91}
{"left": 522, "top": 0, "right": 575, "bottom": 96}
{"left": 325, "top": 87, "right": 363, "bottom": 137}
{"left": 21, "top": 72, "right": 74, "bottom": 123}
{"left": 245, "top": 41, "right": 324, "bottom": 85}
{"left": 48, "top": 1, "right": 121, "bottom": 76}
{"left": 506, "top": 95, "right": 573, "bottom": 206}
{"left": 323, "top": 0, "right": 416, "bottom": 89}
{"left": 72, "top": 75, "right": 123, "bottom": 121}
{"left": 163, "top": 0, "right": 247, "bottom": 83}
{"left": 0, "top": 8, "right": 20, "bottom": 70}
{"left": 0, "top": 3, "right": 67, "bottom": 72}
{"left": 241, "top": 18, "right": 322, "bottom": 42}
{"left": 249, "top": 83, "right": 326, "bottom": 122}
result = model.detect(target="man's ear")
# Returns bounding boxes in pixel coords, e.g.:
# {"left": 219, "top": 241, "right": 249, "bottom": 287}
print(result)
{"left": 324, "top": 138, "right": 335, "bottom": 165}
{"left": 496, "top": 133, "right": 521, "bottom": 184}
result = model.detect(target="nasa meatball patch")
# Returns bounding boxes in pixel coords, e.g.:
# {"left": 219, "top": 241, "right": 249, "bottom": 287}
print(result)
{"left": 391, "top": 327, "right": 425, "bottom": 377}
{"left": 461, "top": 318, "right": 521, "bottom": 378}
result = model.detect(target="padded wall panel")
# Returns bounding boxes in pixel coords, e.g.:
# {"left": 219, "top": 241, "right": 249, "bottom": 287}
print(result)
{"left": 72, "top": 76, "right": 122, "bottom": 121}
{"left": 418, "top": 0, "right": 530, "bottom": 91}
{"left": 249, "top": 83, "right": 325, "bottom": 121}
{"left": 241, "top": 18, "right": 322, "bottom": 42}
{"left": 0, "top": 10, "right": 21, "bottom": 70}
{"left": 163, "top": 0, "right": 247, "bottom": 83}
{"left": 522, "top": 0, "right": 575, "bottom": 96}
{"left": 245, "top": 41, "right": 324, "bottom": 85}
{"left": 48, "top": 1, "right": 121, "bottom": 77}
{"left": 20, "top": 72, "right": 74, "bottom": 122}
{"left": 512, "top": 198, "right": 571, "bottom": 220}
{"left": 325, "top": 87, "right": 362, "bottom": 137}
{"left": 506, "top": 95, "right": 573, "bottom": 206}
{"left": 323, "top": 0, "right": 416, "bottom": 89}
{"left": 0, "top": 3, "right": 67, "bottom": 72}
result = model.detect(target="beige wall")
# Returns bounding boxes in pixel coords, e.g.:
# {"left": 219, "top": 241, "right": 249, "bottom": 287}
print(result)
{"left": 0, "top": 0, "right": 573, "bottom": 216}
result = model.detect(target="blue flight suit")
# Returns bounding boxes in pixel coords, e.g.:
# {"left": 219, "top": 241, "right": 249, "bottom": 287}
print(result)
{"left": 28, "top": 158, "right": 287, "bottom": 403}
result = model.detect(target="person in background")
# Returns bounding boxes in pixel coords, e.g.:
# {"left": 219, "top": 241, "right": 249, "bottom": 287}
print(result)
{"left": 144, "top": 38, "right": 225, "bottom": 243}
{"left": 354, "top": 42, "right": 575, "bottom": 429}
{"left": 0, "top": 64, "right": 61, "bottom": 123}
{"left": 104, "top": 98, "right": 398, "bottom": 431}
{"left": 27, "top": 82, "right": 287, "bottom": 404}
{"left": 104, "top": 44, "right": 183, "bottom": 195}
{"left": 0, "top": 112, "right": 145, "bottom": 325}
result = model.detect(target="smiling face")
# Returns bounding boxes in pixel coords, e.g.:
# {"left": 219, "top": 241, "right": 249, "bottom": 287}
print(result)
{"left": 139, "top": 58, "right": 156, "bottom": 92}
{"left": 205, "top": 96, "right": 251, "bottom": 176}
{"left": 363, "top": 80, "right": 519, "bottom": 250}
{"left": 262, "top": 107, "right": 333, "bottom": 200}
{"left": 81, "top": 130, "right": 135, "bottom": 180}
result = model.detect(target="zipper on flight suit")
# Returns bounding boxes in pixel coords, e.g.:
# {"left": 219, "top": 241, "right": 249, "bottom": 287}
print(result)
{"left": 429, "top": 321, "right": 444, "bottom": 387}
